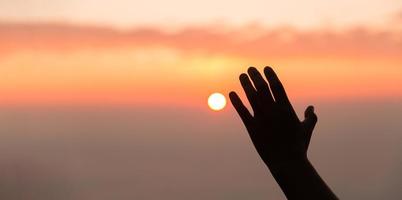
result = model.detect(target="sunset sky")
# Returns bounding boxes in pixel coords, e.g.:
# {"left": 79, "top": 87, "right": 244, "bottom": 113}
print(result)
{"left": 1, "top": 0, "right": 402, "bottom": 29}
{"left": 0, "top": 1, "right": 402, "bottom": 200}
{"left": 0, "top": 1, "right": 401, "bottom": 107}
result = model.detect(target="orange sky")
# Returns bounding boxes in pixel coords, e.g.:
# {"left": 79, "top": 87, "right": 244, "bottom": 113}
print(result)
{"left": 1, "top": 1, "right": 401, "bottom": 108}
{"left": 0, "top": 22, "right": 401, "bottom": 107}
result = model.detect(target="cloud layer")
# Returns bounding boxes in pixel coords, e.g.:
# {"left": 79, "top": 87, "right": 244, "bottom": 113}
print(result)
{"left": 0, "top": 22, "right": 401, "bottom": 106}
{"left": 1, "top": 22, "right": 401, "bottom": 59}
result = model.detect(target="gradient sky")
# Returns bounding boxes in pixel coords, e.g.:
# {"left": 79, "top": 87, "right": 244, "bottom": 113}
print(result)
{"left": 1, "top": 0, "right": 401, "bottom": 108}
{"left": 0, "top": 22, "right": 401, "bottom": 107}
{"left": 1, "top": 1, "right": 402, "bottom": 200}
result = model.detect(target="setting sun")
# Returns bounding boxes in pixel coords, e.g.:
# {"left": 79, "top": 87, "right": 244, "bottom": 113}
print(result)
{"left": 208, "top": 93, "right": 227, "bottom": 111}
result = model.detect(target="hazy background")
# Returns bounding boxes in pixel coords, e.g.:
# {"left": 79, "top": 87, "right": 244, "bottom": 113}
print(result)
{"left": 0, "top": 0, "right": 402, "bottom": 199}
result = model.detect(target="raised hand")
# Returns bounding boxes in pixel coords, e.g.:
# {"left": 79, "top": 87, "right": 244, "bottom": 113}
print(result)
{"left": 229, "top": 66, "right": 337, "bottom": 200}
{"left": 229, "top": 66, "right": 317, "bottom": 166}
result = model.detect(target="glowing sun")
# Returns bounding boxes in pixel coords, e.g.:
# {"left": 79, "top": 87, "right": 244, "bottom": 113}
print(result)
{"left": 208, "top": 93, "right": 226, "bottom": 111}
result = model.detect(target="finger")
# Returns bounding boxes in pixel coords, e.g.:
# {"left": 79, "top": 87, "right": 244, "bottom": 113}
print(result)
{"left": 229, "top": 91, "right": 253, "bottom": 126}
{"left": 263, "top": 66, "right": 290, "bottom": 106}
{"left": 304, "top": 106, "right": 318, "bottom": 131}
{"left": 302, "top": 105, "right": 318, "bottom": 148}
{"left": 239, "top": 73, "right": 260, "bottom": 113}
{"left": 247, "top": 67, "right": 274, "bottom": 104}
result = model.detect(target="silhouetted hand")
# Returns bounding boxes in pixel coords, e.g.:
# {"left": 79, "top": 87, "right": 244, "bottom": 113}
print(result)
{"left": 229, "top": 66, "right": 317, "bottom": 167}
{"left": 229, "top": 66, "right": 337, "bottom": 199}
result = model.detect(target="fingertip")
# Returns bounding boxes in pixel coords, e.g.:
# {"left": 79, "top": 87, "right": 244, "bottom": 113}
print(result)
{"left": 264, "top": 66, "right": 278, "bottom": 81}
{"left": 305, "top": 105, "right": 313, "bottom": 115}
{"left": 264, "top": 66, "right": 273, "bottom": 74}
{"left": 247, "top": 66, "right": 257, "bottom": 74}
{"left": 229, "top": 91, "right": 237, "bottom": 99}
{"left": 239, "top": 73, "right": 248, "bottom": 81}
{"left": 307, "top": 105, "right": 315, "bottom": 113}
{"left": 305, "top": 105, "right": 318, "bottom": 121}
{"left": 229, "top": 91, "right": 241, "bottom": 104}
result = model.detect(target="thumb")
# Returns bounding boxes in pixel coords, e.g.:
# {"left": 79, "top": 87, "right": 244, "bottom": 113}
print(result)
{"left": 302, "top": 105, "right": 318, "bottom": 148}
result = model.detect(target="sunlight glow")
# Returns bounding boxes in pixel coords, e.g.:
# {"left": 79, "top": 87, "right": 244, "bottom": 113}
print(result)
{"left": 208, "top": 93, "right": 227, "bottom": 111}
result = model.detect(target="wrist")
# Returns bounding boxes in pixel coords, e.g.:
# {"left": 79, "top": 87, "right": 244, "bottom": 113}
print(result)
{"left": 267, "top": 155, "right": 310, "bottom": 175}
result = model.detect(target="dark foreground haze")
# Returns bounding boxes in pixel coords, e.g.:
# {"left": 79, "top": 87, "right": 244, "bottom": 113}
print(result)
{"left": 1, "top": 100, "right": 401, "bottom": 199}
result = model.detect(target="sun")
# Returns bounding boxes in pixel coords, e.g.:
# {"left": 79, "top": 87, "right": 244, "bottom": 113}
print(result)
{"left": 208, "top": 93, "right": 227, "bottom": 111}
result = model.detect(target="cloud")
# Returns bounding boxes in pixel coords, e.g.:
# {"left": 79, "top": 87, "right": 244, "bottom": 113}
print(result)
{"left": 395, "top": 9, "right": 402, "bottom": 21}
{"left": 0, "top": 22, "right": 401, "bottom": 59}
